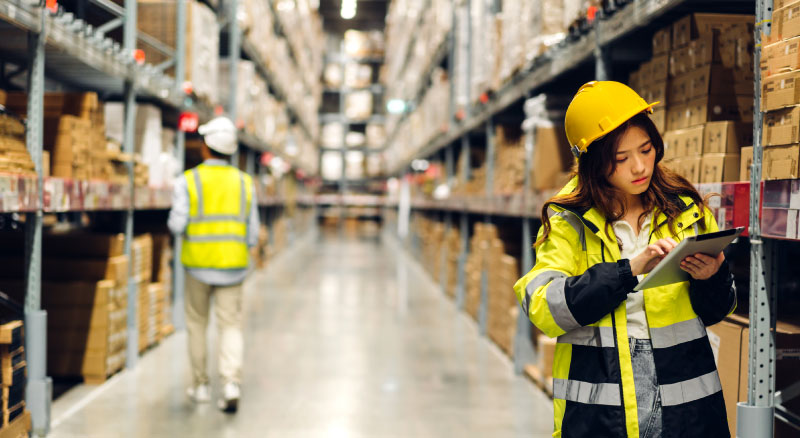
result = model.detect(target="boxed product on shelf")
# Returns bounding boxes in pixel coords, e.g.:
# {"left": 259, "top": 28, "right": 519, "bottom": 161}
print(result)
{"left": 132, "top": 234, "right": 154, "bottom": 284}
{"left": 764, "top": 105, "right": 800, "bottom": 146}
{"left": 665, "top": 125, "right": 706, "bottom": 157}
{"left": 344, "top": 91, "right": 373, "bottom": 121}
{"left": 530, "top": 126, "right": 572, "bottom": 191}
{"left": 444, "top": 227, "right": 461, "bottom": 299}
{"left": 219, "top": 59, "right": 256, "bottom": 127}
{"left": 366, "top": 123, "right": 386, "bottom": 149}
{"left": 47, "top": 115, "right": 91, "bottom": 180}
{"left": 345, "top": 151, "right": 366, "bottom": 180}
{"left": 740, "top": 146, "right": 753, "bottom": 181}
{"left": 487, "top": 253, "right": 519, "bottom": 357}
{"left": 323, "top": 63, "right": 343, "bottom": 88}
{"left": 700, "top": 153, "right": 741, "bottom": 183}
{"left": 652, "top": 26, "right": 671, "bottom": 56}
{"left": 344, "top": 63, "right": 373, "bottom": 89}
{"left": 704, "top": 121, "right": 753, "bottom": 154}
{"left": 3, "top": 91, "right": 100, "bottom": 120}
{"left": 761, "top": 70, "right": 800, "bottom": 112}
{"left": 671, "top": 13, "right": 754, "bottom": 49}
{"left": 137, "top": 0, "right": 220, "bottom": 105}
{"left": 343, "top": 30, "right": 381, "bottom": 58}
{"left": 761, "top": 36, "right": 800, "bottom": 76}
{"left": 0, "top": 320, "right": 26, "bottom": 429}
{"left": 707, "top": 315, "right": 800, "bottom": 438}
{"left": 667, "top": 96, "right": 741, "bottom": 131}
{"left": 320, "top": 151, "right": 343, "bottom": 181}
{"left": 492, "top": 124, "right": 525, "bottom": 194}
{"left": 771, "top": 1, "right": 800, "bottom": 43}
{"left": 763, "top": 144, "right": 800, "bottom": 180}
{"left": 321, "top": 123, "right": 344, "bottom": 149}
{"left": 0, "top": 115, "right": 35, "bottom": 176}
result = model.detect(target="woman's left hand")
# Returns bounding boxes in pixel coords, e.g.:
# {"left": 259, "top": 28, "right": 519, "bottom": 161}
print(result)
{"left": 681, "top": 252, "right": 725, "bottom": 280}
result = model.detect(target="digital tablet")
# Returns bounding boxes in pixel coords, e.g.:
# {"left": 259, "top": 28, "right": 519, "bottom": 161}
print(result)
{"left": 633, "top": 227, "right": 744, "bottom": 291}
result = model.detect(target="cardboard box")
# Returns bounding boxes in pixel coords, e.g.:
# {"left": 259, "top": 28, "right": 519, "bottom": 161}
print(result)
{"left": 689, "top": 33, "right": 721, "bottom": 69}
{"left": 669, "top": 45, "right": 692, "bottom": 78}
{"left": 701, "top": 153, "right": 741, "bottom": 183}
{"left": 687, "top": 96, "right": 741, "bottom": 127}
{"left": 682, "top": 157, "right": 703, "bottom": 183}
{"left": 685, "top": 65, "right": 736, "bottom": 100}
{"left": 672, "top": 13, "right": 755, "bottom": 48}
{"left": 761, "top": 66, "right": 800, "bottom": 112}
{"left": 651, "top": 54, "right": 669, "bottom": 83}
{"left": 764, "top": 144, "right": 800, "bottom": 180}
{"left": 653, "top": 26, "right": 671, "bottom": 56}
{"left": 737, "top": 95, "right": 754, "bottom": 123}
{"left": 651, "top": 108, "right": 667, "bottom": 134}
{"left": 704, "top": 121, "right": 753, "bottom": 154}
{"left": 669, "top": 74, "right": 690, "bottom": 104}
{"left": 531, "top": 126, "right": 572, "bottom": 190}
{"left": 762, "top": 36, "right": 800, "bottom": 77}
{"left": 764, "top": 105, "right": 800, "bottom": 146}
{"left": 706, "top": 320, "right": 746, "bottom": 435}
{"left": 773, "top": 1, "right": 800, "bottom": 41}
{"left": 741, "top": 146, "right": 754, "bottom": 181}
{"left": 644, "top": 80, "right": 668, "bottom": 105}
{"left": 662, "top": 130, "right": 681, "bottom": 160}
{"left": 667, "top": 103, "right": 690, "bottom": 131}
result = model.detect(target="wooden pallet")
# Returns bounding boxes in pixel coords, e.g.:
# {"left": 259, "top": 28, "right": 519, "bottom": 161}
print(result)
{"left": 0, "top": 410, "right": 30, "bottom": 438}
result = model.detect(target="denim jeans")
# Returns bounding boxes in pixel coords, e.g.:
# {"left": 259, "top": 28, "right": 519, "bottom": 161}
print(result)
{"left": 630, "top": 338, "right": 663, "bottom": 438}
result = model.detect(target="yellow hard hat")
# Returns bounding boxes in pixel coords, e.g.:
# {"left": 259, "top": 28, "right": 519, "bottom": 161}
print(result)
{"left": 565, "top": 81, "right": 659, "bottom": 158}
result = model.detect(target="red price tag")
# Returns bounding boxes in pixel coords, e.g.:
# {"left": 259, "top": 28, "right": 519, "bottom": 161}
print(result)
{"left": 587, "top": 6, "right": 598, "bottom": 22}
{"left": 182, "top": 81, "right": 194, "bottom": 95}
{"left": 214, "top": 105, "right": 224, "bottom": 116}
{"left": 260, "top": 152, "right": 274, "bottom": 166}
{"left": 178, "top": 112, "right": 199, "bottom": 133}
{"left": 46, "top": 0, "right": 58, "bottom": 13}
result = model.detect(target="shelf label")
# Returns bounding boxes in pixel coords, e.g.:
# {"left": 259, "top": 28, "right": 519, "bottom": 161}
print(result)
{"left": 46, "top": 0, "right": 58, "bottom": 13}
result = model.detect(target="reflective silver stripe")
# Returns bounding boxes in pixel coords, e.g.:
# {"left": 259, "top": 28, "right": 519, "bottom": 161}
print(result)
{"left": 692, "top": 222, "right": 699, "bottom": 236}
{"left": 556, "top": 211, "right": 586, "bottom": 251}
{"left": 546, "top": 276, "right": 581, "bottom": 332}
{"left": 523, "top": 270, "right": 567, "bottom": 317}
{"left": 553, "top": 378, "right": 622, "bottom": 406}
{"left": 659, "top": 370, "right": 722, "bottom": 406}
{"left": 184, "top": 235, "right": 248, "bottom": 244}
{"left": 239, "top": 173, "right": 247, "bottom": 220}
{"left": 728, "top": 281, "right": 737, "bottom": 315}
{"left": 188, "top": 215, "right": 247, "bottom": 223}
{"left": 649, "top": 317, "right": 707, "bottom": 349}
{"left": 558, "top": 325, "right": 615, "bottom": 348}
{"left": 192, "top": 168, "right": 204, "bottom": 217}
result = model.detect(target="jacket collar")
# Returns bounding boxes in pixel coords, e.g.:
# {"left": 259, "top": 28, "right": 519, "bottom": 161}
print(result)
{"left": 202, "top": 158, "right": 231, "bottom": 166}
{"left": 549, "top": 176, "right": 703, "bottom": 258}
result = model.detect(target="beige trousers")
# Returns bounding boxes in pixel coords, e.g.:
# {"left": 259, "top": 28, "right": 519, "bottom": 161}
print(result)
{"left": 184, "top": 273, "right": 243, "bottom": 386}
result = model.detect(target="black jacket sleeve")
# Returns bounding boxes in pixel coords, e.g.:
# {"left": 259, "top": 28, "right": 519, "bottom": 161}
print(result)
{"left": 563, "top": 259, "right": 639, "bottom": 326}
{"left": 689, "top": 259, "right": 736, "bottom": 326}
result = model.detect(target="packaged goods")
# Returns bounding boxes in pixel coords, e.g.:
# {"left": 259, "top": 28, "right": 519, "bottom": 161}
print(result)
{"left": 704, "top": 121, "right": 753, "bottom": 154}
{"left": 701, "top": 154, "right": 741, "bottom": 183}
{"left": 764, "top": 144, "right": 800, "bottom": 179}
{"left": 682, "top": 157, "right": 703, "bottom": 183}
{"left": 344, "top": 63, "right": 373, "bottom": 89}
{"left": 344, "top": 91, "right": 373, "bottom": 120}
{"left": 366, "top": 124, "right": 386, "bottom": 149}
{"left": 321, "top": 123, "right": 345, "bottom": 149}
{"left": 137, "top": 0, "right": 220, "bottom": 104}
{"left": 761, "top": 70, "right": 800, "bottom": 112}
{"left": 323, "top": 63, "right": 343, "bottom": 88}
{"left": 653, "top": 26, "right": 671, "bottom": 56}
{"left": 772, "top": 1, "right": 800, "bottom": 42}
{"left": 672, "top": 13, "right": 755, "bottom": 48}
{"left": 740, "top": 146, "right": 754, "bottom": 181}
{"left": 762, "top": 36, "right": 800, "bottom": 77}
{"left": 764, "top": 105, "right": 800, "bottom": 146}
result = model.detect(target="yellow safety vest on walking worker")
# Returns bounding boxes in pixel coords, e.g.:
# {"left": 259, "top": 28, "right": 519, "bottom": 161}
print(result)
{"left": 514, "top": 177, "right": 736, "bottom": 438}
{"left": 181, "top": 163, "right": 253, "bottom": 270}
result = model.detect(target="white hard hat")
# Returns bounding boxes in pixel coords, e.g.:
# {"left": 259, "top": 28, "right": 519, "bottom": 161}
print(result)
{"left": 198, "top": 117, "right": 238, "bottom": 155}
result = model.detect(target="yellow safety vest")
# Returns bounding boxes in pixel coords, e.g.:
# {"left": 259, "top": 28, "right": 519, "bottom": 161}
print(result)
{"left": 181, "top": 163, "right": 253, "bottom": 270}
{"left": 514, "top": 176, "right": 736, "bottom": 438}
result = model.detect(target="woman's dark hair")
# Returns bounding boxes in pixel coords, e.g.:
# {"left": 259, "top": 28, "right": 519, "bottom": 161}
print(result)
{"left": 536, "top": 113, "right": 709, "bottom": 247}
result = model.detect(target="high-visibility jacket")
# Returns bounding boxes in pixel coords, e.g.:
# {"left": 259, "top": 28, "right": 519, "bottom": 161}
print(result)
{"left": 514, "top": 177, "right": 736, "bottom": 438}
{"left": 181, "top": 163, "right": 253, "bottom": 270}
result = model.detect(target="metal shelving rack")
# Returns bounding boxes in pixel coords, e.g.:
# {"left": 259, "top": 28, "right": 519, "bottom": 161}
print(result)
{"left": 382, "top": 0, "right": 798, "bottom": 436}
{"left": 0, "top": 1, "right": 318, "bottom": 435}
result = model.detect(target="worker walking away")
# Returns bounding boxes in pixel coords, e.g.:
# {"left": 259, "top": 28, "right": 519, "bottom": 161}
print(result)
{"left": 514, "top": 82, "right": 736, "bottom": 437}
{"left": 168, "top": 116, "right": 260, "bottom": 413}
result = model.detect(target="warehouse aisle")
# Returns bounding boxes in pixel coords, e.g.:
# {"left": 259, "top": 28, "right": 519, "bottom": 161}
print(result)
{"left": 48, "top": 228, "right": 553, "bottom": 438}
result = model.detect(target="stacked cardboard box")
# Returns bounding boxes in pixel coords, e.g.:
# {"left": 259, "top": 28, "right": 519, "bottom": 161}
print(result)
{"left": 5, "top": 92, "right": 107, "bottom": 180}
{"left": 708, "top": 314, "right": 800, "bottom": 437}
{"left": 464, "top": 224, "right": 489, "bottom": 321}
{"left": 522, "top": 95, "right": 573, "bottom": 191}
{"left": 493, "top": 125, "right": 526, "bottom": 194}
{"left": 151, "top": 234, "right": 174, "bottom": 339}
{"left": 648, "top": 13, "right": 754, "bottom": 183}
{"left": 759, "top": 1, "right": 800, "bottom": 180}
{"left": 137, "top": 0, "right": 220, "bottom": 105}
{"left": 0, "top": 233, "right": 131, "bottom": 383}
{"left": 0, "top": 115, "right": 35, "bottom": 176}
{"left": 444, "top": 227, "right": 462, "bottom": 299}
{"left": 487, "top": 253, "right": 520, "bottom": 356}
{"left": 0, "top": 321, "right": 26, "bottom": 429}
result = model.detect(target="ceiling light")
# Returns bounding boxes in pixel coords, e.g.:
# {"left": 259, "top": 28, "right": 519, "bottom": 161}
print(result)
{"left": 341, "top": 0, "right": 357, "bottom": 19}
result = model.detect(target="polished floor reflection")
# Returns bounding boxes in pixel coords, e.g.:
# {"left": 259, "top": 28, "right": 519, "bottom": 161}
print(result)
{"left": 49, "top": 229, "right": 554, "bottom": 437}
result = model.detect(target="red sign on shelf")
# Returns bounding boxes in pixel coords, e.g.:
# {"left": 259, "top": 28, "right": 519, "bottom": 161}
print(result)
{"left": 133, "top": 49, "right": 146, "bottom": 65}
{"left": 46, "top": 0, "right": 58, "bottom": 13}
{"left": 178, "top": 112, "right": 199, "bottom": 132}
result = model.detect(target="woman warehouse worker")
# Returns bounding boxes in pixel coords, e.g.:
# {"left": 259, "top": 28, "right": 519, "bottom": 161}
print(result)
{"left": 514, "top": 81, "right": 736, "bottom": 438}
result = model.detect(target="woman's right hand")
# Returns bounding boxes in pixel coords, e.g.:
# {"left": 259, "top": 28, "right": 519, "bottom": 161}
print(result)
{"left": 630, "top": 238, "right": 679, "bottom": 277}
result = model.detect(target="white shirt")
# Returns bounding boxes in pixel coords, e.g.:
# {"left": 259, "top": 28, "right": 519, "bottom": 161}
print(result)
{"left": 612, "top": 213, "right": 653, "bottom": 339}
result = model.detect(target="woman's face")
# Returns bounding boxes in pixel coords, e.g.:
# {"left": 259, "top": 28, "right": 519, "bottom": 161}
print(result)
{"left": 607, "top": 125, "right": 656, "bottom": 197}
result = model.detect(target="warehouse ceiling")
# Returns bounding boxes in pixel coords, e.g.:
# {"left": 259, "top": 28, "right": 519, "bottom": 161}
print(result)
{"left": 319, "top": 0, "right": 388, "bottom": 34}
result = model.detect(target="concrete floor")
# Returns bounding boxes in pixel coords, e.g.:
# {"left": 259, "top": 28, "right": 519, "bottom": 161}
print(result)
{"left": 49, "top": 229, "right": 554, "bottom": 438}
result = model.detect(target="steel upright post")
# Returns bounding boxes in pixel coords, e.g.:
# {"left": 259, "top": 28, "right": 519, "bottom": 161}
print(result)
{"left": 123, "top": 0, "right": 139, "bottom": 369}
{"left": 478, "top": 119, "right": 495, "bottom": 336}
{"left": 737, "top": 1, "right": 777, "bottom": 436}
{"left": 172, "top": 0, "right": 188, "bottom": 332}
{"left": 455, "top": 135, "right": 471, "bottom": 310}
{"left": 228, "top": 0, "right": 241, "bottom": 166}
{"left": 24, "top": 8, "right": 52, "bottom": 436}
{"left": 514, "top": 125, "right": 537, "bottom": 374}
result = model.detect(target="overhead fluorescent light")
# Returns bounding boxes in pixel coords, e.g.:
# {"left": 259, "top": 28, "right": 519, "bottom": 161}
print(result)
{"left": 341, "top": 0, "right": 357, "bottom": 19}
